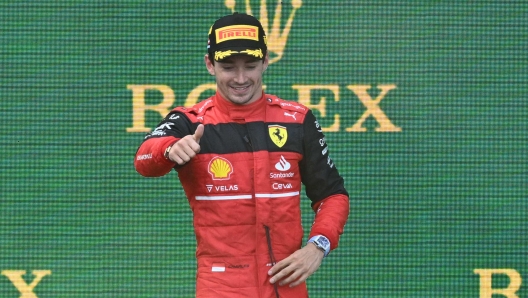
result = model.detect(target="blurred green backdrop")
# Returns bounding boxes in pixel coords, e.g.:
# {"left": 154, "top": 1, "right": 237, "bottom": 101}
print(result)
{"left": 1, "top": 1, "right": 526, "bottom": 297}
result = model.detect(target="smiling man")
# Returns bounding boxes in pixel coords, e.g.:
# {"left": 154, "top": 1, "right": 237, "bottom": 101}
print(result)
{"left": 134, "top": 13, "right": 350, "bottom": 298}
{"left": 205, "top": 55, "right": 266, "bottom": 106}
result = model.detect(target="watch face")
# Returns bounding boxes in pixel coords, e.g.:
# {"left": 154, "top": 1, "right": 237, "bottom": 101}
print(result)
{"left": 317, "top": 237, "right": 330, "bottom": 248}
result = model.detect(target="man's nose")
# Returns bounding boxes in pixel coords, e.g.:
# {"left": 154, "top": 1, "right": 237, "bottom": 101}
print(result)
{"left": 233, "top": 69, "right": 247, "bottom": 83}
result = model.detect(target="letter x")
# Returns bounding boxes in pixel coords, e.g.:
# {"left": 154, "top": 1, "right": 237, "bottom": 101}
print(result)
{"left": 346, "top": 84, "right": 401, "bottom": 132}
{"left": 2, "top": 270, "right": 51, "bottom": 298}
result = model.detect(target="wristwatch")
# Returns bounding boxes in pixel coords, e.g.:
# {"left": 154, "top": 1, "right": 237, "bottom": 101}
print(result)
{"left": 308, "top": 235, "right": 330, "bottom": 257}
{"left": 164, "top": 144, "right": 173, "bottom": 161}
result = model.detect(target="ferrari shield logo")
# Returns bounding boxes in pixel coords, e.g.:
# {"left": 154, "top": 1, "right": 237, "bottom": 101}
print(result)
{"left": 268, "top": 125, "right": 287, "bottom": 148}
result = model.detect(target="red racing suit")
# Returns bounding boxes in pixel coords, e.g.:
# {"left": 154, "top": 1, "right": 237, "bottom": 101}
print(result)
{"left": 134, "top": 92, "right": 349, "bottom": 298}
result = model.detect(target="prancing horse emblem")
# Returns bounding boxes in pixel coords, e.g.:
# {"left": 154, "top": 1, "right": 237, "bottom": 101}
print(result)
{"left": 268, "top": 125, "right": 288, "bottom": 148}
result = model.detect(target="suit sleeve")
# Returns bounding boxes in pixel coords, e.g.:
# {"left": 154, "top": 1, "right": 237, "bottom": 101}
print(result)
{"left": 299, "top": 110, "right": 350, "bottom": 251}
{"left": 134, "top": 111, "right": 194, "bottom": 177}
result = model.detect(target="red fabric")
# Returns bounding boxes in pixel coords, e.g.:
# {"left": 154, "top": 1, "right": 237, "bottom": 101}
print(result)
{"left": 134, "top": 136, "right": 178, "bottom": 177}
{"left": 134, "top": 93, "right": 349, "bottom": 297}
{"left": 309, "top": 194, "right": 350, "bottom": 251}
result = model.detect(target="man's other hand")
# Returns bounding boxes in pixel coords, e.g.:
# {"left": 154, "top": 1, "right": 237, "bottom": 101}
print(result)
{"left": 268, "top": 243, "right": 324, "bottom": 288}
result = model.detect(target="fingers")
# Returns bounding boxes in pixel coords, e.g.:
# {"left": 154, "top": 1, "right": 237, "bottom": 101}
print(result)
{"left": 268, "top": 260, "right": 289, "bottom": 284}
{"left": 167, "top": 124, "right": 204, "bottom": 165}
{"left": 269, "top": 261, "right": 306, "bottom": 287}
{"left": 170, "top": 134, "right": 201, "bottom": 165}
{"left": 193, "top": 124, "right": 204, "bottom": 143}
{"left": 268, "top": 245, "right": 323, "bottom": 288}
{"left": 284, "top": 268, "right": 312, "bottom": 287}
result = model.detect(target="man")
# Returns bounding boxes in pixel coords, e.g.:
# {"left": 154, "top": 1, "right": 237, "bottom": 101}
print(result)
{"left": 134, "top": 12, "right": 349, "bottom": 298}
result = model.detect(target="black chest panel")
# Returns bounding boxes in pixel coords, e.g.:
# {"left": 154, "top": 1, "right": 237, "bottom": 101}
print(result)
{"left": 198, "top": 122, "right": 304, "bottom": 155}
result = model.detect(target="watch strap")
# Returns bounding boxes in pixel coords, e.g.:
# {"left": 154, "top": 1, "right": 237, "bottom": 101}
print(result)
{"left": 164, "top": 141, "right": 177, "bottom": 161}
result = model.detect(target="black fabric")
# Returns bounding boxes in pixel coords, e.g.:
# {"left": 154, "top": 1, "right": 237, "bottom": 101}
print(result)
{"left": 299, "top": 111, "right": 349, "bottom": 206}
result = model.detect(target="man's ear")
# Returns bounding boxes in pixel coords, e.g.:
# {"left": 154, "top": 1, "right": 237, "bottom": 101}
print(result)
{"left": 204, "top": 54, "right": 215, "bottom": 75}
{"left": 262, "top": 53, "right": 269, "bottom": 72}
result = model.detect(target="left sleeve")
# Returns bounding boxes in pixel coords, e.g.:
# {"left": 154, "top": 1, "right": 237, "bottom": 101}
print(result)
{"left": 299, "top": 110, "right": 350, "bottom": 251}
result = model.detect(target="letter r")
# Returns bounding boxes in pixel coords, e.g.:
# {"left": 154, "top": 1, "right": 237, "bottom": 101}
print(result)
{"left": 474, "top": 269, "right": 522, "bottom": 298}
{"left": 126, "top": 85, "right": 175, "bottom": 132}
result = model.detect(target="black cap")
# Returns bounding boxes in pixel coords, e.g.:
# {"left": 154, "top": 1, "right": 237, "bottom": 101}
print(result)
{"left": 207, "top": 13, "right": 267, "bottom": 62}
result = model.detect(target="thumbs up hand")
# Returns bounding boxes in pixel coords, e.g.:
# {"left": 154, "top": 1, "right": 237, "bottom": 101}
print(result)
{"left": 167, "top": 124, "right": 204, "bottom": 165}
{"left": 192, "top": 123, "right": 204, "bottom": 143}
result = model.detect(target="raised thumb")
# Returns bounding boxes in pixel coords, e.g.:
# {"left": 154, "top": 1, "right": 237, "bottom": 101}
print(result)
{"left": 193, "top": 124, "right": 204, "bottom": 143}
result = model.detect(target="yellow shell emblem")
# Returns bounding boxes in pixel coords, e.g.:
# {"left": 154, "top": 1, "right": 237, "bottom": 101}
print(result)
{"left": 208, "top": 157, "right": 233, "bottom": 180}
{"left": 268, "top": 125, "right": 288, "bottom": 148}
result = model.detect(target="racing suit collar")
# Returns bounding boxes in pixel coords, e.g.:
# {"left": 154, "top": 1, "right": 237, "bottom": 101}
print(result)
{"left": 214, "top": 91, "right": 266, "bottom": 121}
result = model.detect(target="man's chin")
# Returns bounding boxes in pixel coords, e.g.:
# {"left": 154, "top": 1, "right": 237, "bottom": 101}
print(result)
{"left": 227, "top": 94, "right": 253, "bottom": 105}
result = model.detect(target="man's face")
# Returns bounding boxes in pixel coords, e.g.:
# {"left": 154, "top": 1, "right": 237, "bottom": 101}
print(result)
{"left": 205, "top": 54, "right": 268, "bottom": 105}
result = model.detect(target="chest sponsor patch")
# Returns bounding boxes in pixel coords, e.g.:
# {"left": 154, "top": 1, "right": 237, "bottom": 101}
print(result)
{"left": 268, "top": 125, "right": 287, "bottom": 148}
{"left": 272, "top": 182, "right": 293, "bottom": 190}
{"left": 208, "top": 156, "right": 233, "bottom": 180}
{"left": 275, "top": 155, "right": 291, "bottom": 171}
{"left": 206, "top": 184, "right": 239, "bottom": 192}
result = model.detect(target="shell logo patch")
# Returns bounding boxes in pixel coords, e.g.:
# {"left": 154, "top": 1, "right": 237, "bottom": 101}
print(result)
{"left": 208, "top": 157, "right": 233, "bottom": 180}
{"left": 268, "top": 125, "right": 288, "bottom": 148}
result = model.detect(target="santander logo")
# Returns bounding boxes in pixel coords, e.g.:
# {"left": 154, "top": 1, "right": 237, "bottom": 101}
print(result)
{"left": 275, "top": 156, "right": 291, "bottom": 171}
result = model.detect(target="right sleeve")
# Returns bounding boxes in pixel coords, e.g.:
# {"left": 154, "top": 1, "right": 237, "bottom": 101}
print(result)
{"left": 134, "top": 111, "right": 194, "bottom": 177}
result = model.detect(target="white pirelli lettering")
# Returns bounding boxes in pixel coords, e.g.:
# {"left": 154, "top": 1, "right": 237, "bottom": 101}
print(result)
{"left": 255, "top": 191, "right": 300, "bottom": 198}
{"left": 195, "top": 195, "right": 252, "bottom": 201}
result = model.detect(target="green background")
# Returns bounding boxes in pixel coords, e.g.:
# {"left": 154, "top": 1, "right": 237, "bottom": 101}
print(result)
{"left": 1, "top": 1, "right": 526, "bottom": 297}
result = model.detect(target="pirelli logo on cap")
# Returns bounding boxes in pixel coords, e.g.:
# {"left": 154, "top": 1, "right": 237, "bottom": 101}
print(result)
{"left": 216, "top": 25, "right": 259, "bottom": 43}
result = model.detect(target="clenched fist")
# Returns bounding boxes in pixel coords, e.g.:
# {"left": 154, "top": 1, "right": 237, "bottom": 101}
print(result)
{"left": 167, "top": 124, "right": 204, "bottom": 165}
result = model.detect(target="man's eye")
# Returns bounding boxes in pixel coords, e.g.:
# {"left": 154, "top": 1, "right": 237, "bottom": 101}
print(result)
{"left": 222, "top": 67, "right": 233, "bottom": 70}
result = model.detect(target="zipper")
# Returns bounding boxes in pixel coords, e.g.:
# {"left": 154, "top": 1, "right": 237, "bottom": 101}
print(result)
{"left": 264, "top": 225, "right": 280, "bottom": 298}
{"left": 243, "top": 134, "right": 253, "bottom": 149}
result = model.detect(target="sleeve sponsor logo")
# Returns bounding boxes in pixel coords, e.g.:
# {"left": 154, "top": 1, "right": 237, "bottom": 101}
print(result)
{"left": 136, "top": 153, "right": 152, "bottom": 160}
{"left": 150, "top": 130, "right": 166, "bottom": 136}
{"left": 327, "top": 156, "right": 334, "bottom": 168}
{"left": 208, "top": 157, "right": 233, "bottom": 180}
{"left": 198, "top": 99, "right": 213, "bottom": 113}
{"left": 216, "top": 25, "right": 259, "bottom": 43}
{"left": 280, "top": 102, "right": 306, "bottom": 111}
{"left": 150, "top": 122, "right": 174, "bottom": 136}
{"left": 314, "top": 120, "right": 323, "bottom": 132}
{"left": 318, "top": 137, "right": 326, "bottom": 147}
{"left": 268, "top": 125, "right": 288, "bottom": 148}
{"left": 155, "top": 123, "right": 174, "bottom": 130}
